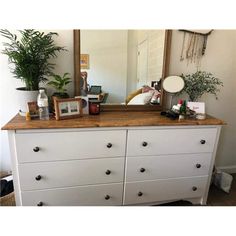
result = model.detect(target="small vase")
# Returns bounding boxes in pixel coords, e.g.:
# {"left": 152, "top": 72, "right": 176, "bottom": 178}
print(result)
{"left": 89, "top": 101, "right": 100, "bottom": 115}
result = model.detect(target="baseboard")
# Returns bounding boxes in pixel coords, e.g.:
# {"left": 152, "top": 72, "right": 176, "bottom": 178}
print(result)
{"left": 216, "top": 165, "right": 236, "bottom": 174}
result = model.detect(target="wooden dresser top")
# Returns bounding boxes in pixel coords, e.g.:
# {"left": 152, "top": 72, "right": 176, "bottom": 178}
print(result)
{"left": 2, "top": 112, "right": 225, "bottom": 130}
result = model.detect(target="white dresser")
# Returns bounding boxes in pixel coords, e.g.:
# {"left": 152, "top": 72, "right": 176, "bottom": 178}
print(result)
{"left": 3, "top": 112, "right": 223, "bottom": 206}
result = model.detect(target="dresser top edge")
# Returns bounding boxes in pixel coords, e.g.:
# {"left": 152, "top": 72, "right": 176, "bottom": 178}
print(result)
{"left": 1, "top": 111, "right": 225, "bottom": 131}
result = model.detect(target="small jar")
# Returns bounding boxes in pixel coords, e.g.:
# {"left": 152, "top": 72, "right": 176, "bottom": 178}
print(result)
{"left": 196, "top": 113, "right": 206, "bottom": 120}
{"left": 89, "top": 101, "right": 100, "bottom": 115}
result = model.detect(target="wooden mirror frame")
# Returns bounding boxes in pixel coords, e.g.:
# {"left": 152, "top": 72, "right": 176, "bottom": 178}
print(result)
{"left": 73, "top": 29, "right": 172, "bottom": 111}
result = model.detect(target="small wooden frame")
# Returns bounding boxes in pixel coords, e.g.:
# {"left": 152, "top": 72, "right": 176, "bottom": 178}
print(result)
{"left": 27, "top": 101, "right": 39, "bottom": 117}
{"left": 53, "top": 97, "right": 83, "bottom": 120}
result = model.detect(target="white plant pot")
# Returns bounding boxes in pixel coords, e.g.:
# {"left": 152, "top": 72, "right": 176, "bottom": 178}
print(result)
{"left": 16, "top": 87, "right": 39, "bottom": 116}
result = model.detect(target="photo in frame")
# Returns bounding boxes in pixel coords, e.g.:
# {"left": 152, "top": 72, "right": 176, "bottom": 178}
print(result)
{"left": 81, "top": 54, "right": 89, "bottom": 69}
{"left": 27, "top": 101, "right": 39, "bottom": 117}
{"left": 53, "top": 97, "right": 83, "bottom": 120}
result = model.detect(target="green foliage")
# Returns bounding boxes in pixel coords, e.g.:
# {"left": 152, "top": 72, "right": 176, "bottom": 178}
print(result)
{"left": 179, "top": 71, "right": 223, "bottom": 102}
{"left": 0, "top": 29, "right": 66, "bottom": 91}
{"left": 47, "top": 73, "right": 71, "bottom": 93}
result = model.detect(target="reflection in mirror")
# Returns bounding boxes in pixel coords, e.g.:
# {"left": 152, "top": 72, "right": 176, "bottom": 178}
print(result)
{"left": 74, "top": 30, "right": 172, "bottom": 111}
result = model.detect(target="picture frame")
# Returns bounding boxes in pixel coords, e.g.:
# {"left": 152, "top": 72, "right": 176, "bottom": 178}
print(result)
{"left": 27, "top": 101, "right": 39, "bottom": 117}
{"left": 81, "top": 54, "right": 89, "bottom": 69}
{"left": 53, "top": 97, "right": 83, "bottom": 120}
{"left": 187, "top": 102, "right": 205, "bottom": 114}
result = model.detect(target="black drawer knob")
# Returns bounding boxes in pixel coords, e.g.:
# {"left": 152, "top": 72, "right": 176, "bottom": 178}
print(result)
{"left": 107, "top": 143, "right": 112, "bottom": 148}
{"left": 138, "top": 191, "right": 143, "bottom": 197}
{"left": 37, "top": 201, "right": 43, "bottom": 206}
{"left": 33, "top": 147, "right": 40, "bottom": 152}
{"left": 105, "top": 170, "right": 111, "bottom": 175}
{"left": 105, "top": 195, "right": 110, "bottom": 200}
{"left": 200, "top": 140, "right": 206, "bottom": 144}
{"left": 142, "top": 142, "right": 148, "bottom": 147}
{"left": 140, "top": 168, "right": 146, "bottom": 173}
{"left": 192, "top": 186, "right": 197, "bottom": 191}
{"left": 35, "top": 175, "right": 42, "bottom": 181}
{"left": 196, "top": 164, "right": 201, "bottom": 169}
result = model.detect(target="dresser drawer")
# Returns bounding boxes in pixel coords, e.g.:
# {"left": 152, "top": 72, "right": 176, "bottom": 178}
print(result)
{"left": 21, "top": 183, "right": 123, "bottom": 206}
{"left": 15, "top": 130, "right": 126, "bottom": 163}
{"left": 127, "top": 128, "right": 217, "bottom": 156}
{"left": 18, "top": 157, "right": 125, "bottom": 191}
{"left": 126, "top": 153, "right": 211, "bottom": 182}
{"left": 124, "top": 176, "right": 208, "bottom": 205}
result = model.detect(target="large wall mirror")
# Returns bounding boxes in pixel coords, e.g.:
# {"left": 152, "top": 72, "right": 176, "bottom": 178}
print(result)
{"left": 74, "top": 30, "right": 172, "bottom": 111}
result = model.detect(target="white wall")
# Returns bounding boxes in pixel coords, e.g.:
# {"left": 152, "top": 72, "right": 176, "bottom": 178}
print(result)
{"left": 169, "top": 30, "right": 236, "bottom": 169}
{"left": 81, "top": 30, "right": 128, "bottom": 103}
{"left": 0, "top": 30, "right": 74, "bottom": 172}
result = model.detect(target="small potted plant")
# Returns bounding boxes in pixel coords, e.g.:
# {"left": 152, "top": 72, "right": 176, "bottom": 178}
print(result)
{"left": 0, "top": 29, "right": 65, "bottom": 113}
{"left": 47, "top": 73, "right": 72, "bottom": 113}
{"left": 179, "top": 71, "right": 223, "bottom": 102}
{"left": 47, "top": 72, "right": 72, "bottom": 99}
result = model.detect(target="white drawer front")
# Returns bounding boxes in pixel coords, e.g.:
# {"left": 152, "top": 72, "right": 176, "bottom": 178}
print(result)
{"left": 126, "top": 153, "right": 212, "bottom": 181}
{"left": 21, "top": 183, "right": 123, "bottom": 206}
{"left": 127, "top": 128, "right": 217, "bottom": 156}
{"left": 18, "top": 158, "right": 125, "bottom": 191}
{"left": 16, "top": 130, "right": 126, "bottom": 163}
{"left": 124, "top": 176, "right": 208, "bottom": 205}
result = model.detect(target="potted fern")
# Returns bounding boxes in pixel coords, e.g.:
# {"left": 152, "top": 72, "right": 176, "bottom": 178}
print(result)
{"left": 0, "top": 29, "right": 65, "bottom": 113}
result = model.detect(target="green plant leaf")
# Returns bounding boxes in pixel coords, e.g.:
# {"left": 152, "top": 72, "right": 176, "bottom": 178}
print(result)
{"left": 47, "top": 72, "right": 72, "bottom": 93}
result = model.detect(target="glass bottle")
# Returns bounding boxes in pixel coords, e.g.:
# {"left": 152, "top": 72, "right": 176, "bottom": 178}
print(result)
{"left": 37, "top": 89, "right": 49, "bottom": 120}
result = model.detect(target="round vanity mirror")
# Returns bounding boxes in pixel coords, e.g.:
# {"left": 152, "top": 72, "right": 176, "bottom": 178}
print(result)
{"left": 163, "top": 76, "right": 185, "bottom": 93}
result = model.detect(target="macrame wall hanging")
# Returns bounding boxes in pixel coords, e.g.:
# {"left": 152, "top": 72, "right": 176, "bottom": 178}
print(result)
{"left": 179, "top": 29, "right": 213, "bottom": 67}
